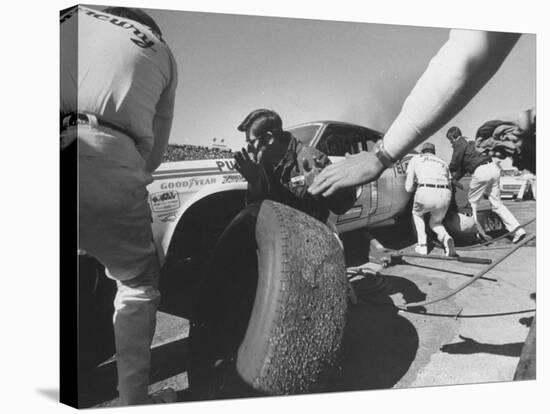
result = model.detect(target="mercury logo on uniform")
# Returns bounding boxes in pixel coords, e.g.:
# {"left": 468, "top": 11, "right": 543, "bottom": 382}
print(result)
{"left": 60, "top": 6, "right": 157, "bottom": 50}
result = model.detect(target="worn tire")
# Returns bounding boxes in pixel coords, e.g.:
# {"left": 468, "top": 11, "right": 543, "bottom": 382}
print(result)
{"left": 237, "top": 200, "right": 348, "bottom": 394}
{"left": 190, "top": 200, "right": 348, "bottom": 398}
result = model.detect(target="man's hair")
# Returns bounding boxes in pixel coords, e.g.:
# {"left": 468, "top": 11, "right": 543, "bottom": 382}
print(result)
{"left": 103, "top": 7, "right": 163, "bottom": 37}
{"left": 446, "top": 126, "right": 462, "bottom": 140}
{"left": 237, "top": 109, "right": 283, "bottom": 137}
{"left": 421, "top": 142, "right": 435, "bottom": 154}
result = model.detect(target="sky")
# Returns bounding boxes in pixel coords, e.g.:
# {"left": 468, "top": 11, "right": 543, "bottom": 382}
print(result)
{"left": 145, "top": 7, "right": 535, "bottom": 162}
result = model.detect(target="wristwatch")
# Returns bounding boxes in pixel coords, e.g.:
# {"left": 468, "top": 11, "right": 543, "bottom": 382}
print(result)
{"left": 375, "top": 141, "right": 397, "bottom": 168}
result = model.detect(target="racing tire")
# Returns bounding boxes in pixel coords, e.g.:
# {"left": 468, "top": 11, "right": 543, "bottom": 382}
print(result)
{"left": 445, "top": 209, "right": 506, "bottom": 244}
{"left": 477, "top": 210, "right": 506, "bottom": 236}
{"left": 189, "top": 200, "right": 348, "bottom": 398}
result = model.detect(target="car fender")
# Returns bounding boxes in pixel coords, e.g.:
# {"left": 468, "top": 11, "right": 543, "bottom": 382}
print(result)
{"left": 153, "top": 181, "right": 247, "bottom": 265}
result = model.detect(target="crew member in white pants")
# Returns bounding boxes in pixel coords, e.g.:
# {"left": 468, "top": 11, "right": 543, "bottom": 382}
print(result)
{"left": 61, "top": 6, "right": 178, "bottom": 405}
{"left": 447, "top": 127, "right": 526, "bottom": 243}
{"left": 405, "top": 142, "right": 456, "bottom": 256}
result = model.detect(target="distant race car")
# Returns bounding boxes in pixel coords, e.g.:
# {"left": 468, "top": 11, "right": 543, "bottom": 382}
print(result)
{"left": 499, "top": 168, "right": 535, "bottom": 200}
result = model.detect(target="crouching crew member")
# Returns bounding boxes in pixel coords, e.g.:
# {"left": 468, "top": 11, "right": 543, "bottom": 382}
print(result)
{"left": 234, "top": 109, "right": 357, "bottom": 225}
{"left": 405, "top": 142, "right": 456, "bottom": 256}
{"left": 447, "top": 127, "right": 526, "bottom": 243}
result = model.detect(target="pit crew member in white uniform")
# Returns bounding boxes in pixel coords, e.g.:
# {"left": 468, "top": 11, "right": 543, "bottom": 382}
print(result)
{"left": 447, "top": 127, "right": 526, "bottom": 243}
{"left": 60, "top": 6, "right": 178, "bottom": 405}
{"left": 405, "top": 142, "right": 456, "bottom": 256}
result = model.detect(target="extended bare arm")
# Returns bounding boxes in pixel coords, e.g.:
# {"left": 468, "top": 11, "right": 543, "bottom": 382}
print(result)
{"left": 309, "top": 29, "right": 520, "bottom": 197}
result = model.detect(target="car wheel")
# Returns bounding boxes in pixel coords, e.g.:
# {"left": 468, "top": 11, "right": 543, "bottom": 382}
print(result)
{"left": 477, "top": 210, "right": 506, "bottom": 236}
{"left": 189, "top": 200, "right": 348, "bottom": 399}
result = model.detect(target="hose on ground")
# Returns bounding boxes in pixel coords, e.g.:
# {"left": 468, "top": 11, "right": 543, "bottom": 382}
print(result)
{"left": 394, "top": 233, "right": 536, "bottom": 310}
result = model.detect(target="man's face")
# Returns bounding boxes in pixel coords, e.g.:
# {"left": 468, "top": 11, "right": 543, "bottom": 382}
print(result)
{"left": 245, "top": 120, "right": 273, "bottom": 161}
{"left": 245, "top": 129, "right": 259, "bottom": 153}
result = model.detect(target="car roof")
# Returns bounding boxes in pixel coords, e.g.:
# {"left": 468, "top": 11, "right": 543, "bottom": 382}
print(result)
{"left": 288, "top": 120, "right": 383, "bottom": 136}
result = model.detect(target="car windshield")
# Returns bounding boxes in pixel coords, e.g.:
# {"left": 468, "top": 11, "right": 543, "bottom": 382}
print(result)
{"left": 287, "top": 124, "right": 322, "bottom": 147}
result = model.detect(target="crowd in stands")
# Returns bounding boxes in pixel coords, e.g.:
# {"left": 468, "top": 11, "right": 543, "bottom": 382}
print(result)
{"left": 162, "top": 144, "right": 235, "bottom": 162}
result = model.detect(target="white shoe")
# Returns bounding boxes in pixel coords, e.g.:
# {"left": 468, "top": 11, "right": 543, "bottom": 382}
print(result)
{"left": 148, "top": 387, "right": 177, "bottom": 404}
{"left": 443, "top": 235, "right": 457, "bottom": 257}
{"left": 415, "top": 244, "right": 428, "bottom": 255}
{"left": 512, "top": 228, "right": 527, "bottom": 244}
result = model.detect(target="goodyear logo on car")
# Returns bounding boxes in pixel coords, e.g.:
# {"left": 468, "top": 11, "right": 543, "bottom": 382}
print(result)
{"left": 160, "top": 177, "right": 218, "bottom": 191}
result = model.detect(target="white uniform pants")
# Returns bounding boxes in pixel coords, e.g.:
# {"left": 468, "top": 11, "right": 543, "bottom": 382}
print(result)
{"left": 412, "top": 187, "right": 452, "bottom": 245}
{"left": 73, "top": 123, "right": 160, "bottom": 405}
{"left": 468, "top": 162, "right": 520, "bottom": 231}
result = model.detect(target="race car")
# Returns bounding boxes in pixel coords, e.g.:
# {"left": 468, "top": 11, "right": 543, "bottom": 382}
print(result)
{"left": 499, "top": 168, "right": 535, "bottom": 200}
{"left": 148, "top": 121, "right": 413, "bottom": 266}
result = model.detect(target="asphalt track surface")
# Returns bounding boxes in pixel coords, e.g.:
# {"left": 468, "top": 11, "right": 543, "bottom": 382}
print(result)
{"left": 84, "top": 199, "right": 536, "bottom": 407}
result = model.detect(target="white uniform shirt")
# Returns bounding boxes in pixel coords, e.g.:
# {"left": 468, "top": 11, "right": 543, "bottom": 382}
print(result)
{"left": 60, "top": 6, "right": 178, "bottom": 170}
{"left": 405, "top": 153, "right": 451, "bottom": 192}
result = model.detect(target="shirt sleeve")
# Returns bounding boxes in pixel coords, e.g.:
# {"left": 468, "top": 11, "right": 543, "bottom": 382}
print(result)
{"left": 155, "top": 47, "right": 178, "bottom": 120}
{"left": 146, "top": 47, "right": 179, "bottom": 172}
{"left": 245, "top": 164, "right": 271, "bottom": 204}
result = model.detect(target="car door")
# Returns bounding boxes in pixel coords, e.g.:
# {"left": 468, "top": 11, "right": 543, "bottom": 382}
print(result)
{"left": 315, "top": 125, "right": 379, "bottom": 232}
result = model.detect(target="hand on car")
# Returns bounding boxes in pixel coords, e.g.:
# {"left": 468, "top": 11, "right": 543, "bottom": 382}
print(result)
{"left": 308, "top": 151, "right": 385, "bottom": 197}
{"left": 234, "top": 148, "right": 262, "bottom": 183}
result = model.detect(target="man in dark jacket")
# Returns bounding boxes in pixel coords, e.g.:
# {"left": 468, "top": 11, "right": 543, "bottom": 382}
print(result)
{"left": 234, "top": 109, "right": 357, "bottom": 225}
{"left": 447, "top": 126, "right": 526, "bottom": 243}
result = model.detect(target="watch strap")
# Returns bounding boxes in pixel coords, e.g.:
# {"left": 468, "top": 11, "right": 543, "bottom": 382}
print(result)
{"left": 375, "top": 141, "right": 396, "bottom": 168}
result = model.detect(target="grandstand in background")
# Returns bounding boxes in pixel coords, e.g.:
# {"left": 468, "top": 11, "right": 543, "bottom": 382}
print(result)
{"left": 162, "top": 143, "right": 235, "bottom": 163}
